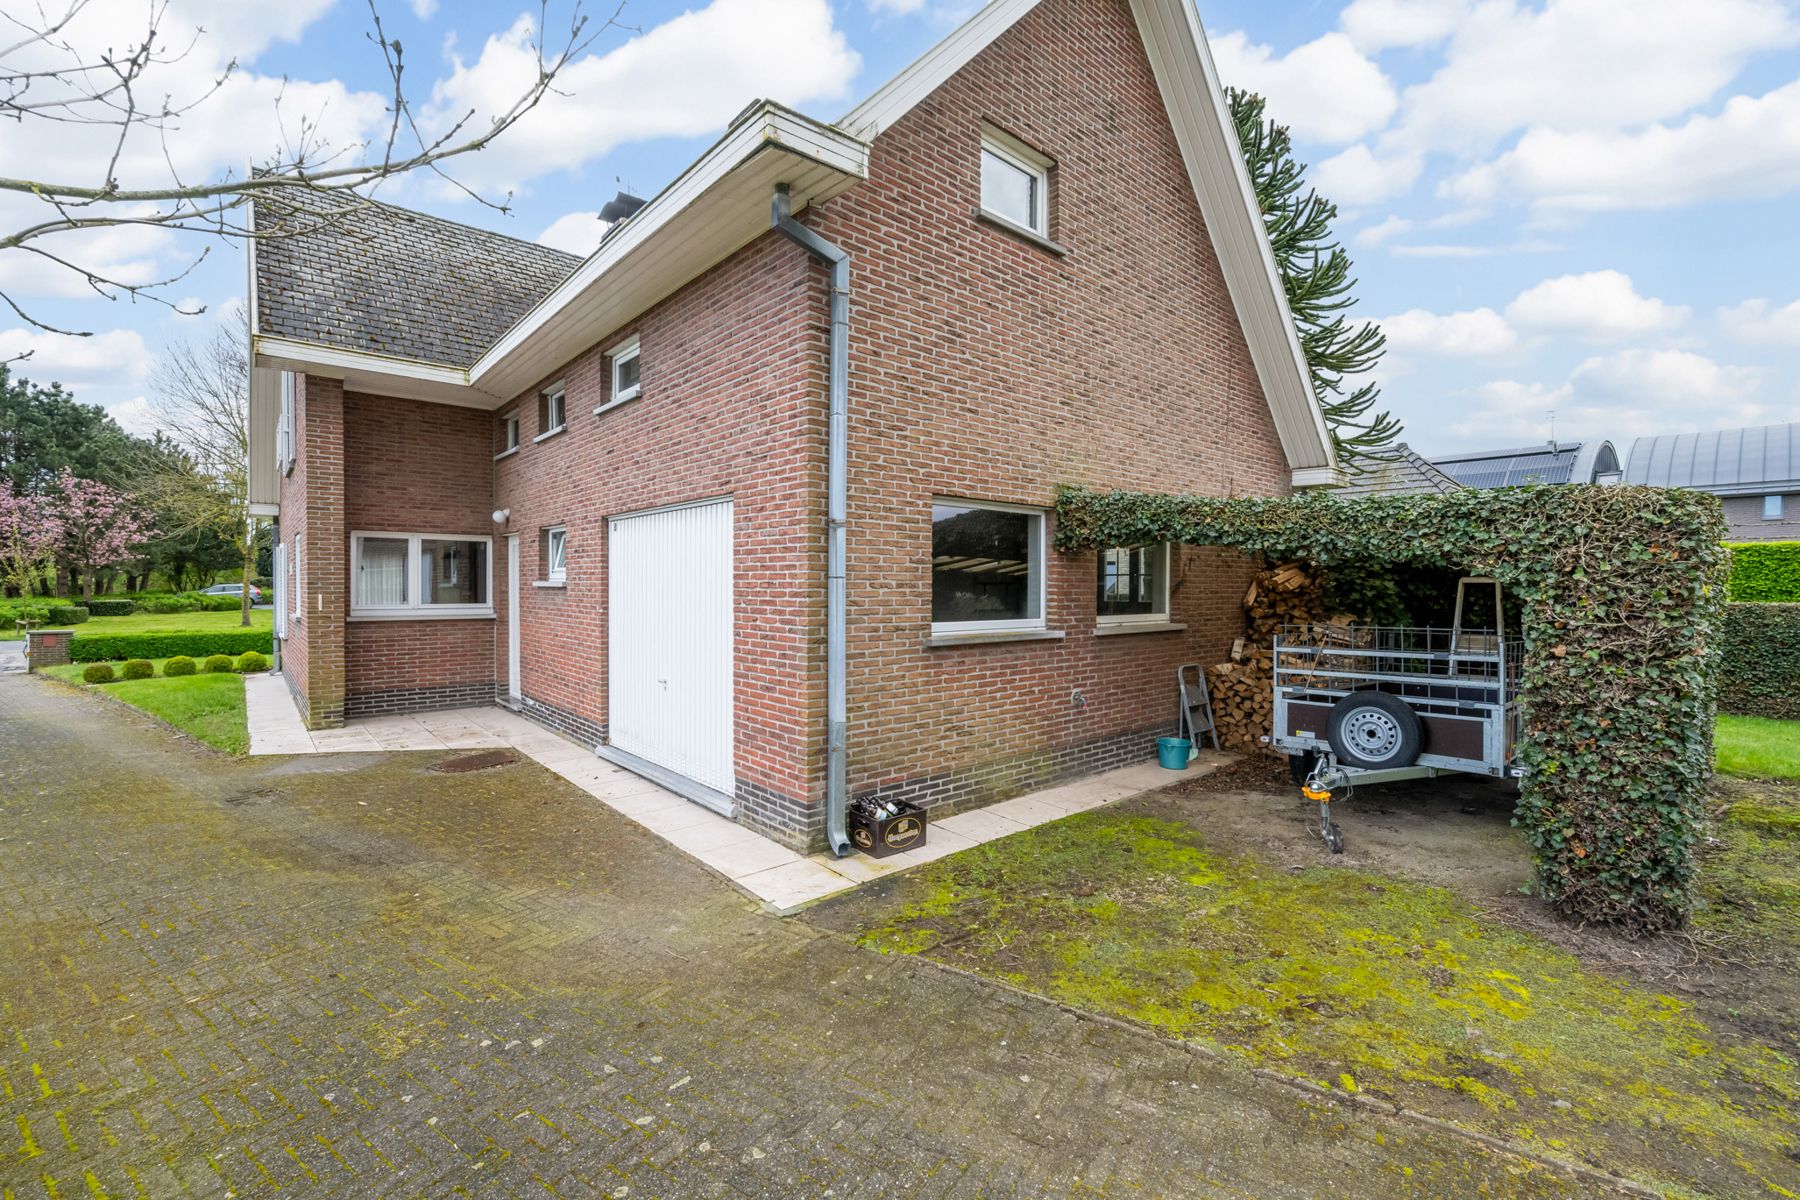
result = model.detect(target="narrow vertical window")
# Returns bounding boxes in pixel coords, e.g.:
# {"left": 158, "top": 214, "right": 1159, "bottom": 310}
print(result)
{"left": 1764, "top": 494, "right": 1785, "bottom": 520}
{"left": 536, "top": 385, "right": 567, "bottom": 439}
{"left": 498, "top": 412, "right": 520, "bottom": 457}
{"left": 291, "top": 532, "right": 303, "bottom": 619}
{"left": 598, "top": 336, "right": 641, "bottom": 414}
{"left": 979, "top": 129, "right": 1050, "bottom": 236}
{"left": 543, "top": 526, "right": 567, "bottom": 583}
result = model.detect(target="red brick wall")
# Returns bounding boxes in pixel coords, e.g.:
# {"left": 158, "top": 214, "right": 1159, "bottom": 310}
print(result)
{"left": 341, "top": 392, "right": 498, "bottom": 709}
{"left": 281, "top": 374, "right": 349, "bottom": 727}
{"left": 491, "top": 235, "right": 827, "bottom": 835}
{"left": 804, "top": 0, "right": 1287, "bottom": 805}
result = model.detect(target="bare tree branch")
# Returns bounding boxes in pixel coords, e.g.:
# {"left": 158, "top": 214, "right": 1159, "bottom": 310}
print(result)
{"left": 0, "top": 1, "right": 621, "bottom": 334}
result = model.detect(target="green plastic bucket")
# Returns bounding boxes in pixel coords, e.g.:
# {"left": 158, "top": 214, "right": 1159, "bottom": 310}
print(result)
{"left": 1157, "top": 736, "right": 1192, "bottom": 770}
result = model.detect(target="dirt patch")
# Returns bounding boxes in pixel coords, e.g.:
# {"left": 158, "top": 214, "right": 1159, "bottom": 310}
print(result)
{"left": 431, "top": 749, "right": 519, "bottom": 773}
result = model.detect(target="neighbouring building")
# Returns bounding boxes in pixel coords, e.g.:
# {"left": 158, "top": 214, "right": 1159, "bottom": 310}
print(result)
{"left": 1624, "top": 422, "right": 1800, "bottom": 542}
{"left": 1331, "top": 443, "right": 1464, "bottom": 498}
{"left": 1430, "top": 441, "right": 1622, "bottom": 489}
{"left": 246, "top": 0, "right": 1337, "bottom": 854}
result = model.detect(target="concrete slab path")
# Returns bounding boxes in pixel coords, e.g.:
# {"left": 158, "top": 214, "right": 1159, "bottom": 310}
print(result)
{"left": 243, "top": 673, "right": 1235, "bottom": 912}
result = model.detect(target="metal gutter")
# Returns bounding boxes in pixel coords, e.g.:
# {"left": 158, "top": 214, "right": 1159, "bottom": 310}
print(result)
{"left": 770, "top": 183, "right": 853, "bottom": 859}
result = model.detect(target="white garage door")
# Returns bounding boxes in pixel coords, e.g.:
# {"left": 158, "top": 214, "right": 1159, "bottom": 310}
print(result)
{"left": 608, "top": 498, "right": 735, "bottom": 798}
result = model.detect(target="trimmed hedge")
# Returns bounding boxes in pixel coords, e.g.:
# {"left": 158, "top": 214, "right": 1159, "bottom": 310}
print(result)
{"left": 1726, "top": 541, "right": 1800, "bottom": 602}
{"left": 86, "top": 599, "right": 137, "bottom": 617}
{"left": 1718, "top": 603, "right": 1800, "bottom": 720}
{"left": 70, "top": 629, "right": 272, "bottom": 663}
{"left": 1057, "top": 483, "right": 1728, "bottom": 932}
{"left": 47, "top": 604, "right": 89, "bottom": 624}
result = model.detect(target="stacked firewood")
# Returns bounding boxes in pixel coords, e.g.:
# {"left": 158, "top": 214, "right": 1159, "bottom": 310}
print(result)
{"left": 1205, "top": 561, "right": 1353, "bottom": 751}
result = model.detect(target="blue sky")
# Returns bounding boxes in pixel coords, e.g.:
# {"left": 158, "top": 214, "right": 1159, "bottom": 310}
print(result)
{"left": 3, "top": 0, "right": 1797, "bottom": 458}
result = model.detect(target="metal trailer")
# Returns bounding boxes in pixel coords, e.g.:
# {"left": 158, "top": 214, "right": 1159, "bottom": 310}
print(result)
{"left": 1266, "top": 577, "right": 1525, "bottom": 853}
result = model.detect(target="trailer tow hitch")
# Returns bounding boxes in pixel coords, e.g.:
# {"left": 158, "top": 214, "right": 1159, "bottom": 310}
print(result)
{"left": 1301, "top": 770, "right": 1346, "bottom": 854}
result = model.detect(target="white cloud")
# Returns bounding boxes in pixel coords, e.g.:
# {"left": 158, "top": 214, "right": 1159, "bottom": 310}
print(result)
{"left": 1340, "top": 0, "right": 1469, "bottom": 51}
{"left": 1446, "top": 79, "right": 1800, "bottom": 215}
{"left": 0, "top": 328, "right": 155, "bottom": 389}
{"left": 423, "top": 0, "right": 862, "bottom": 194}
{"left": 1379, "top": 307, "right": 1517, "bottom": 356}
{"left": 1354, "top": 215, "right": 1412, "bottom": 248}
{"left": 0, "top": 219, "right": 176, "bottom": 299}
{"left": 1209, "top": 31, "right": 1396, "bottom": 145}
{"left": 410, "top": 0, "right": 440, "bottom": 18}
{"left": 1572, "top": 347, "right": 1762, "bottom": 407}
{"left": 1719, "top": 297, "right": 1800, "bottom": 346}
{"left": 537, "top": 210, "right": 608, "bottom": 256}
{"left": 106, "top": 396, "right": 160, "bottom": 437}
{"left": 1505, "top": 270, "right": 1688, "bottom": 338}
{"left": 1390, "top": 0, "right": 1798, "bottom": 155}
{"left": 868, "top": 0, "right": 928, "bottom": 11}
{"left": 1312, "top": 143, "right": 1422, "bottom": 206}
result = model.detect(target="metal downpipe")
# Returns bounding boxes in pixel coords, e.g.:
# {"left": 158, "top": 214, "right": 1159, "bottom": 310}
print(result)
{"left": 771, "top": 183, "right": 853, "bottom": 858}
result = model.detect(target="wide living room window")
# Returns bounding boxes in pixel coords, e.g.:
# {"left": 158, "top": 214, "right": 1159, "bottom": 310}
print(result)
{"left": 1096, "top": 543, "right": 1169, "bottom": 623}
{"left": 930, "top": 501, "right": 1044, "bottom": 632}
{"left": 351, "top": 532, "right": 492, "bottom": 618}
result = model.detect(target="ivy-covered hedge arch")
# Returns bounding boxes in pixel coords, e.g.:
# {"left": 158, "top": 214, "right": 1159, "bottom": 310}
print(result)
{"left": 1055, "top": 483, "right": 1728, "bottom": 932}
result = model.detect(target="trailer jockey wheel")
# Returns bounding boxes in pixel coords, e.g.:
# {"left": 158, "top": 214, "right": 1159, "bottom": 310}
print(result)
{"left": 1327, "top": 692, "right": 1424, "bottom": 770}
{"left": 1301, "top": 780, "right": 1345, "bottom": 854}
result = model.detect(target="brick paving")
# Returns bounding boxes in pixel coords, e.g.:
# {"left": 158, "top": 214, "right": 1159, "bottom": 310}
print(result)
{"left": 0, "top": 673, "right": 1602, "bottom": 1198}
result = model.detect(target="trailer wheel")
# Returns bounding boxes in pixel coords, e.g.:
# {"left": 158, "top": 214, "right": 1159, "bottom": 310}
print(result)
{"left": 1327, "top": 692, "right": 1423, "bottom": 769}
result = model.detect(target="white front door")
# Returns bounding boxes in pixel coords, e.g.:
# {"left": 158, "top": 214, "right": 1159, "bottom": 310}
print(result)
{"left": 607, "top": 498, "right": 734, "bottom": 796}
{"left": 506, "top": 533, "right": 521, "bottom": 703}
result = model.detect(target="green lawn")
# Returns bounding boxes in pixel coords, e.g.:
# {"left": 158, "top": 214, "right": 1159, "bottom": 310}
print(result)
{"left": 3, "top": 607, "right": 271, "bottom": 640}
{"left": 45, "top": 656, "right": 250, "bottom": 754}
{"left": 1717, "top": 714, "right": 1800, "bottom": 780}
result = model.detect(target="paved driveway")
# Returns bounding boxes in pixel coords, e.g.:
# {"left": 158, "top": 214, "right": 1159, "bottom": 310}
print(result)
{"left": 0, "top": 673, "right": 1602, "bottom": 1198}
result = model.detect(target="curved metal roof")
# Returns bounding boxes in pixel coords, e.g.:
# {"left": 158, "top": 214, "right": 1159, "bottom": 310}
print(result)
{"left": 1624, "top": 422, "right": 1799, "bottom": 495}
{"left": 1430, "top": 441, "right": 1617, "bottom": 488}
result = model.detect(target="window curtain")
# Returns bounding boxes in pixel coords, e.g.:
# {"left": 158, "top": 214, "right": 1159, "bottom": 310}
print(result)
{"left": 359, "top": 537, "right": 408, "bottom": 606}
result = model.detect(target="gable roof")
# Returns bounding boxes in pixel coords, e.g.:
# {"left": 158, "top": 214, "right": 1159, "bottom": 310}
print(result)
{"left": 252, "top": 187, "right": 581, "bottom": 370}
{"left": 1624, "top": 422, "right": 1799, "bottom": 496}
{"left": 250, "top": 0, "right": 1334, "bottom": 482}
{"left": 1333, "top": 444, "right": 1463, "bottom": 498}
{"left": 841, "top": 0, "right": 1333, "bottom": 481}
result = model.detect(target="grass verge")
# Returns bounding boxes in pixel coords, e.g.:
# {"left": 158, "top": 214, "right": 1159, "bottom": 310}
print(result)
{"left": 43, "top": 657, "right": 249, "bottom": 755}
{"left": 1718, "top": 714, "right": 1800, "bottom": 780}
{"left": 4, "top": 607, "right": 271, "bottom": 641}
{"left": 830, "top": 810, "right": 1798, "bottom": 1198}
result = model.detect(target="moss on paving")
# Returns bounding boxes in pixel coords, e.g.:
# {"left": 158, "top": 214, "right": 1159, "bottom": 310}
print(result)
{"left": 1697, "top": 779, "right": 1800, "bottom": 960}
{"left": 852, "top": 812, "right": 1799, "bottom": 1197}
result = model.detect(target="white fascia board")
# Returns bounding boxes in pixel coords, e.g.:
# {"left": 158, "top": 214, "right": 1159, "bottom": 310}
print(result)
{"left": 470, "top": 103, "right": 868, "bottom": 388}
{"left": 837, "top": 0, "right": 1043, "bottom": 139}
{"left": 1131, "top": 0, "right": 1335, "bottom": 476}
{"left": 1291, "top": 466, "right": 1342, "bottom": 489}
{"left": 250, "top": 502, "right": 280, "bottom": 517}
{"left": 252, "top": 335, "right": 500, "bottom": 409}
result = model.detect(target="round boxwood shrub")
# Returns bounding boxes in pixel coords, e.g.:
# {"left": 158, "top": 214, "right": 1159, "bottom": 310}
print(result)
{"left": 120, "top": 659, "right": 154, "bottom": 680}
{"left": 203, "top": 653, "right": 235, "bottom": 673}
{"left": 163, "top": 655, "right": 197, "bottom": 677}
{"left": 82, "top": 662, "right": 115, "bottom": 684}
{"left": 236, "top": 650, "right": 270, "bottom": 673}
{"left": 47, "top": 604, "right": 90, "bottom": 624}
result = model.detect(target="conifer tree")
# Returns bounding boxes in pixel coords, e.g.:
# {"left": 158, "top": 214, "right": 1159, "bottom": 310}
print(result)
{"left": 1228, "top": 88, "right": 1400, "bottom": 469}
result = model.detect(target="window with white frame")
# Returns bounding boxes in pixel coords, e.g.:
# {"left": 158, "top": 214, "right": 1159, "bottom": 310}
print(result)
{"left": 1764, "top": 494, "right": 1785, "bottom": 520}
{"left": 291, "top": 532, "right": 303, "bottom": 619}
{"left": 276, "top": 372, "right": 296, "bottom": 475}
{"left": 979, "top": 128, "right": 1050, "bottom": 236}
{"left": 351, "top": 532, "right": 492, "bottom": 617}
{"left": 499, "top": 412, "right": 520, "bottom": 456}
{"left": 536, "top": 385, "right": 566, "bottom": 439}
{"left": 1096, "top": 543, "right": 1170, "bottom": 622}
{"left": 543, "top": 525, "right": 567, "bottom": 583}
{"left": 930, "top": 501, "right": 1045, "bottom": 631}
{"left": 601, "top": 336, "right": 641, "bottom": 413}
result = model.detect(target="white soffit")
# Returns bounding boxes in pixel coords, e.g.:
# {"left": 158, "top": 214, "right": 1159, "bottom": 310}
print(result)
{"left": 841, "top": 0, "right": 1334, "bottom": 477}
{"left": 252, "top": 103, "right": 869, "bottom": 411}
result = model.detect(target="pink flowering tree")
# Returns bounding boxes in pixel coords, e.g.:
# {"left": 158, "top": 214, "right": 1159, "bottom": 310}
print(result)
{"left": 0, "top": 489, "right": 62, "bottom": 598}
{"left": 45, "top": 470, "right": 155, "bottom": 599}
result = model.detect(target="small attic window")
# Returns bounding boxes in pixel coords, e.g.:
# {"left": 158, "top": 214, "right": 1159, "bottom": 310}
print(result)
{"left": 980, "top": 128, "right": 1050, "bottom": 236}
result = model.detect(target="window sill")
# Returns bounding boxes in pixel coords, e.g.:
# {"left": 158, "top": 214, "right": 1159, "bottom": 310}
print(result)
{"left": 974, "top": 207, "right": 1068, "bottom": 257}
{"left": 593, "top": 390, "right": 639, "bottom": 416}
{"left": 1094, "top": 620, "right": 1187, "bottom": 637}
{"left": 349, "top": 609, "right": 495, "bottom": 622}
{"left": 493, "top": 446, "right": 519, "bottom": 461}
{"left": 532, "top": 580, "right": 566, "bottom": 589}
{"left": 532, "top": 426, "right": 566, "bottom": 444}
{"left": 927, "top": 628, "right": 1066, "bottom": 648}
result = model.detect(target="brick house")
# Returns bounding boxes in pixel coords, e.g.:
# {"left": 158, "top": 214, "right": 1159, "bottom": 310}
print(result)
{"left": 1624, "top": 422, "right": 1800, "bottom": 542}
{"left": 247, "top": 0, "right": 1337, "bottom": 854}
